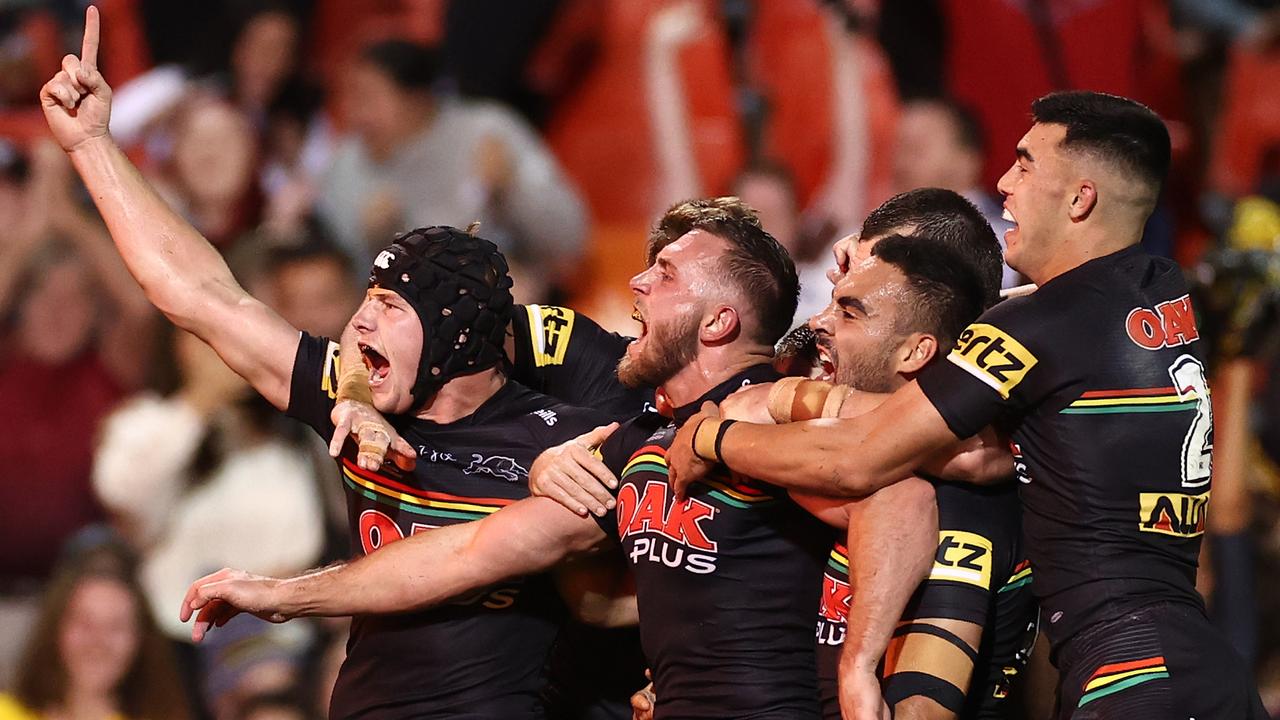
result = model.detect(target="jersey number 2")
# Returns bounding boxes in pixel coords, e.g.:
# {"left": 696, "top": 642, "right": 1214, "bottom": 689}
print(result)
{"left": 1168, "top": 355, "right": 1212, "bottom": 488}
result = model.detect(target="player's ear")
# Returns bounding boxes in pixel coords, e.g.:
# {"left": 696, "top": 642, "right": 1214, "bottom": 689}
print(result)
{"left": 1069, "top": 179, "right": 1097, "bottom": 221}
{"left": 897, "top": 332, "right": 937, "bottom": 374}
{"left": 702, "top": 304, "right": 740, "bottom": 344}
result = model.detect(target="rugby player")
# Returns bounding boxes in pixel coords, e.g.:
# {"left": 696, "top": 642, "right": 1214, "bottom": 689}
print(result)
{"left": 182, "top": 204, "right": 1014, "bottom": 718}
{"left": 327, "top": 189, "right": 1028, "bottom": 718}
{"left": 536, "top": 225, "right": 1037, "bottom": 719}
{"left": 667, "top": 91, "right": 1269, "bottom": 717}
{"left": 725, "top": 239, "right": 1036, "bottom": 720}
{"left": 40, "top": 12, "right": 633, "bottom": 718}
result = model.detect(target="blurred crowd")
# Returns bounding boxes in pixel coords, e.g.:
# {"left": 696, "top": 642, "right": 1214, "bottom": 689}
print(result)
{"left": 0, "top": 0, "right": 1279, "bottom": 718}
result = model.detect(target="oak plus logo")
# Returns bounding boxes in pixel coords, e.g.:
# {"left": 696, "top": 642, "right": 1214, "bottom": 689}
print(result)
{"left": 1126, "top": 295, "right": 1200, "bottom": 350}
{"left": 617, "top": 481, "right": 718, "bottom": 574}
{"left": 815, "top": 573, "right": 850, "bottom": 646}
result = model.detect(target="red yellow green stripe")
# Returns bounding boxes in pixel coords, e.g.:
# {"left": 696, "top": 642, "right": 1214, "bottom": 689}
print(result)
{"left": 622, "top": 446, "right": 668, "bottom": 478}
{"left": 339, "top": 460, "right": 512, "bottom": 521}
{"left": 618, "top": 446, "right": 776, "bottom": 508}
{"left": 1062, "top": 386, "right": 1203, "bottom": 415}
{"left": 1078, "top": 656, "right": 1169, "bottom": 707}
{"left": 827, "top": 545, "right": 849, "bottom": 574}
{"left": 999, "top": 560, "right": 1032, "bottom": 593}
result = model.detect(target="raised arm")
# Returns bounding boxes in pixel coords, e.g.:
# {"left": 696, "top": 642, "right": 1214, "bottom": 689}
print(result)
{"left": 40, "top": 7, "right": 297, "bottom": 409}
{"left": 180, "top": 495, "right": 610, "bottom": 640}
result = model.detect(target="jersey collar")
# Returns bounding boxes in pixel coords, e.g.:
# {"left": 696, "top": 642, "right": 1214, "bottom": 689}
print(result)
{"left": 671, "top": 364, "right": 782, "bottom": 426}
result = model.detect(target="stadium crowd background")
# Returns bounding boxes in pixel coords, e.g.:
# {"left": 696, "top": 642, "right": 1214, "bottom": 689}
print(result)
{"left": 1, "top": 0, "right": 1279, "bottom": 718}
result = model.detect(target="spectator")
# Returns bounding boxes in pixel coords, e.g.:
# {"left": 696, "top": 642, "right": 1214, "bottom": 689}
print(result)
{"left": 732, "top": 162, "right": 832, "bottom": 325}
{"left": 0, "top": 543, "right": 191, "bottom": 720}
{"left": 150, "top": 97, "right": 262, "bottom": 249}
{"left": 1171, "top": 0, "right": 1280, "bottom": 45}
{"left": 92, "top": 321, "right": 325, "bottom": 646}
{"left": 318, "top": 39, "right": 586, "bottom": 296}
{"left": 224, "top": 3, "right": 305, "bottom": 122}
{"left": 0, "top": 141, "right": 154, "bottom": 685}
{"left": 259, "top": 85, "right": 333, "bottom": 240}
{"left": 262, "top": 234, "right": 362, "bottom": 340}
{"left": 892, "top": 97, "right": 1021, "bottom": 288}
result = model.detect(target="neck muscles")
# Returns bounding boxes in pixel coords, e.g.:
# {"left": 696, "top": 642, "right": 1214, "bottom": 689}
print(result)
{"left": 415, "top": 369, "right": 506, "bottom": 424}
{"left": 660, "top": 350, "right": 772, "bottom": 408}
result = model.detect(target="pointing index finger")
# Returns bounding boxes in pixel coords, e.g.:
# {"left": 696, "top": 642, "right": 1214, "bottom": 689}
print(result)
{"left": 81, "top": 6, "right": 99, "bottom": 69}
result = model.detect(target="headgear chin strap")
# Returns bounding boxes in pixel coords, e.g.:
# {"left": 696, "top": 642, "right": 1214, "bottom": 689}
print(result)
{"left": 369, "top": 226, "right": 514, "bottom": 408}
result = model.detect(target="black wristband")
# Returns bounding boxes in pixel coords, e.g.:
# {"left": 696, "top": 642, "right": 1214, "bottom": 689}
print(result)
{"left": 712, "top": 419, "right": 736, "bottom": 464}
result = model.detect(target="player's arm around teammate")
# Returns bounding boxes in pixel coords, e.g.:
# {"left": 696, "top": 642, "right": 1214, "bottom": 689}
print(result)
{"left": 40, "top": 7, "right": 298, "bottom": 410}
{"left": 180, "top": 492, "right": 618, "bottom": 640}
{"left": 668, "top": 381, "right": 963, "bottom": 499}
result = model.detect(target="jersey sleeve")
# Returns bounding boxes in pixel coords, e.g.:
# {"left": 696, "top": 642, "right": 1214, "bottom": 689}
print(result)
{"left": 511, "top": 304, "right": 651, "bottom": 418}
{"left": 285, "top": 332, "right": 341, "bottom": 438}
{"left": 915, "top": 297, "right": 1056, "bottom": 440}
{"left": 902, "top": 481, "right": 1019, "bottom": 625}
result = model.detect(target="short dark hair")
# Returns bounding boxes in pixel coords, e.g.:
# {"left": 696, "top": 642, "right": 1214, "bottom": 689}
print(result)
{"left": 860, "top": 188, "right": 1002, "bottom": 308}
{"left": 360, "top": 39, "right": 440, "bottom": 94}
{"left": 649, "top": 197, "right": 799, "bottom": 345}
{"left": 871, "top": 234, "right": 985, "bottom": 351}
{"left": 1031, "top": 91, "right": 1170, "bottom": 201}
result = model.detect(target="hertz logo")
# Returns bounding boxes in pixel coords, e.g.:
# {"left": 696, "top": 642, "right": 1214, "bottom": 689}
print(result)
{"left": 1139, "top": 491, "right": 1209, "bottom": 538}
{"left": 525, "top": 304, "right": 576, "bottom": 368}
{"left": 929, "top": 531, "right": 993, "bottom": 590}
{"left": 948, "top": 323, "right": 1038, "bottom": 399}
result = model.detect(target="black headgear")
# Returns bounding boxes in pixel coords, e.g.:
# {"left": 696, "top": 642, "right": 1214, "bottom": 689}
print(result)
{"left": 369, "top": 226, "right": 514, "bottom": 407}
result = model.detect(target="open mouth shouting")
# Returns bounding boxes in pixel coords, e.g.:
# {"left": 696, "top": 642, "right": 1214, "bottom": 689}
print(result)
{"left": 628, "top": 305, "right": 649, "bottom": 356}
{"left": 359, "top": 342, "right": 392, "bottom": 387}
{"left": 816, "top": 342, "right": 837, "bottom": 383}
{"left": 1001, "top": 205, "right": 1019, "bottom": 242}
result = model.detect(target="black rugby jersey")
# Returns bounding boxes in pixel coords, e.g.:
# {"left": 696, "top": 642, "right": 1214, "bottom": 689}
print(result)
{"left": 594, "top": 365, "right": 830, "bottom": 719}
{"left": 815, "top": 481, "right": 1036, "bottom": 719}
{"left": 288, "top": 333, "right": 608, "bottom": 719}
{"left": 509, "top": 305, "right": 651, "bottom": 718}
{"left": 511, "top": 304, "right": 653, "bottom": 418}
{"left": 917, "top": 245, "right": 1211, "bottom": 648}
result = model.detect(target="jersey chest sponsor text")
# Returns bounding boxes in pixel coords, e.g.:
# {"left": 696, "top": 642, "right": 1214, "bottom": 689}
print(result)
{"left": 356, "top": 508, "right": 521, "bottom": 609}
{"left": 1125, "top": 294, "right": 1200, "bottom": 350}
{"left": 816, "top": 572, "right": 850, "bottom": 646}
{"left": 617, "top": 479, "right": 719, "bottom": 574}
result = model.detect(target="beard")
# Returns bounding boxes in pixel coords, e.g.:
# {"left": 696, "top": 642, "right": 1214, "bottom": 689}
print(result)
{"left": 832, "top": 336, "right": 901, "bottom": 393}
{"left": 617, "top": 310, "right": 702, "bottom": 389}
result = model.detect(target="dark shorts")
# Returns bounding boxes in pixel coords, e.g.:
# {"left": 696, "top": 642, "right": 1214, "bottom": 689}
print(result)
{"left": 1054, "top": 603, "right": 1268, "bottom": 720}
